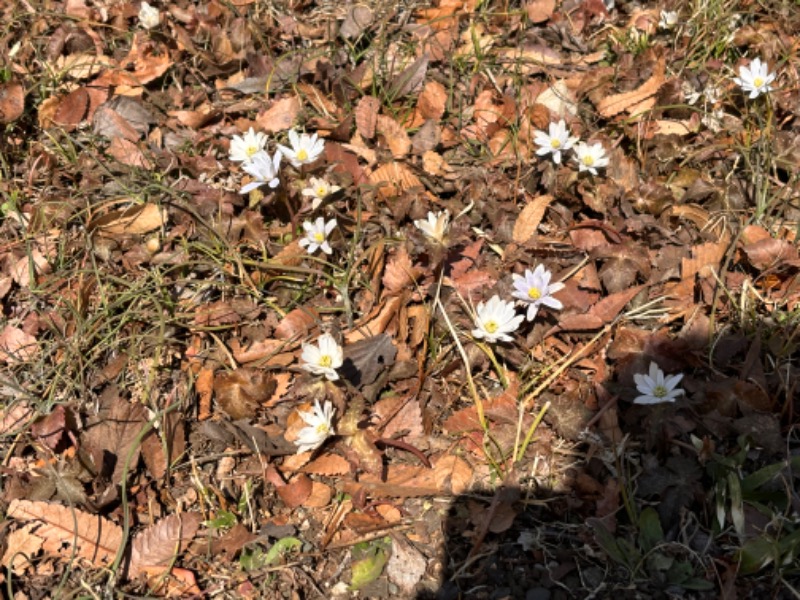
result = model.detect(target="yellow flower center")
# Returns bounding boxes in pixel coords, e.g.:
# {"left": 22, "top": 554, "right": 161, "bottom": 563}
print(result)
{"left": 484, "top": 320, "right": 498, "bottom": 334}
{"left": 314, "top": 232, "right": 325, "bottom": 242}
{"left": 316, "top": 423, "right": 329, "bottom": 434}
{"left": 583, "top": 155, "right": 594, "bottom": 166}
{"left": 753, "top": 77, "right": 764, "bottom": 88}
{"left": 550, "top": 139, "right": 561, "bottom": 149}
{"left": 527, "top": 286, "right": 541, "bottom": 300}
{"left": 316, "top": 186, "right": 327, "bottom": 196}
{"left": 246, "top": 145, "right": 259, "bottom": 157}
{"left": 319, "top": 354, "right": 332, "bottom": 367}
{"left": 296, "top": 149, "right": 309, "bottom": 161}
{"left": 653, "top": 385, "right": 668, "bottom": 398}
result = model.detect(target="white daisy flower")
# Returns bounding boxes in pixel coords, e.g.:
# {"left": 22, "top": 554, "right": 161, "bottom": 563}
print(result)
{"left": 658, "top": 10, "right": 678, "bottom": 30}
{"left": 301, "top": 177, "right": 341, "bottom": 210}
{"left": 733, "top": 57, "right": 776, "bottom": 99}
{"left": 277, "top": 130, "right": 325, "bottom": 168}
{"left": 573, "top": 142, "right": 609, "bottom": 175}
{"left": 301, "top": 333, "right": 344, "bottom": 381}
{"left": 138, "top": 1, "right": 160, "bottom": 29}
{"left": 229, "top": 127, "right": 269, "bottom": 163}
{"left": 413, "top": 210, "right": 450, "bottom": 244}
{"left": 239, "top": 151, "right": 282, "bottom": 194}
{"left": 295, "top": 400, "right": 336, "bottom": 453}
{"left": 633, "top": 361, "right": 685, "bottom": 405}
{"left": 533, "top": 119, "right": 578, "bottom": 165}
{"left": 299, "top": 217, "right": 337, "bottom": 255}
{"left": 511, "top": 265, "right": 565, "bottom": 321}
{"left": 471, "top": 295, "right": 524, "bottom": 344}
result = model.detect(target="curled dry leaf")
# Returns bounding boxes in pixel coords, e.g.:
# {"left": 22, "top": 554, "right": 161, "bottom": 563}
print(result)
{"left": 275, "top": 306, "right": 319, "bottom": 340}
{"left": 7, "top": 499, "right": 123, "bottom": 568}
{"left": 213, "top": 368, "right": 277, "bottom": 420}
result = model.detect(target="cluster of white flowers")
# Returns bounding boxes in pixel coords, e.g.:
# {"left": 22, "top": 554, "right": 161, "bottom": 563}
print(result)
{"left": 228, "top": 127, "right": 330, "bottom": 197}
{"left": 469, "top": 265, "right": 565, "bottom": 344}
{"left": 533, "top": 119, "right": 609, "bottom": 175}
{"left": 293, "top": 334, "right": 343, "bottom": 453}
{"left": 228, "top": 127, "right": 344, "bottom": 255}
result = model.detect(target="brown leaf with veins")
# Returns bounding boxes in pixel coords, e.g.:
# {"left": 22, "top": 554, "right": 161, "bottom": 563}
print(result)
{"left": 128, "top": 513, "right": 202, "bottom": 578}
{"left": 376, "top": 115, "right": 411, "bottom": 158}
{"left": 513, "top": 194, "right": 553, "bottom": 243}
{"left": 382, "top": 247, "right": 419, "bottom": 296}
{"left": 7, "top": 499, "right": 122, "bottom": 568}
{"left": 0, "top": 326, "right": 38, "bottom": 364}
{"left": 596, "top": 53, "right": 665, "bottom": 118}
{"left": 355, "top": 96, "right": 380, "bottom": 139}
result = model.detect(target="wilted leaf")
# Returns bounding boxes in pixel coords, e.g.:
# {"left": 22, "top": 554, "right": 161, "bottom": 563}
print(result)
{"left": 7, "top": 499, "right": 123, "bottom": 568}
{"left": 31, "top": 405, "right": 68, "bottom": 450}
{"left": 128, "top": 513, "right": 202, "bottom": 578}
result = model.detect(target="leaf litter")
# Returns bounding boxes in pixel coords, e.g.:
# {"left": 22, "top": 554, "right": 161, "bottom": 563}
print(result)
{"left": 0, "top": 0, "right": 799, "bottom": 597}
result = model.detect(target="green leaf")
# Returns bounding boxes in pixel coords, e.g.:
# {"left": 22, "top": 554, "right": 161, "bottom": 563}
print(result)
{"left": 205, "top": 510, "right": 237, "bottom": 530}
{"left": 264, "top": 536, "right": 303, "bottom": 566}
{"left": 350, "top": 539, "right": 390, "bottom": 590}
{"left": 637, "top": 507, "right": 664, "bottom": 553}
{"left": 737, "top": 536, "right": 778, "bottom": 575}
{"left": 588, "top": 518, "right": 629, "bottom": 567}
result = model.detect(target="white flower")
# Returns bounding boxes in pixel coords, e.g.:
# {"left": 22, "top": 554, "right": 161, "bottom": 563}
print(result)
{"left": 658, "top": 10, "right": 678, "bottom": 30}
{"left": 733, "top": 57, "right": 776, "bottom": 99}
{"left": 534, "top": 119, "right": 578, "bottom": 165}
{"left": 301, "top": 177, "right": 341, "bottom": 210}
{"left": 295, "top": 400, "right": 336, "bottom": 453}
{"left": 239, "top": 151, "right": 282, "bottom": 194}
{"left": 633, "top": 361, "right": 685, "bottom": 405}
{"left": 511, "top": 265, "right": 565, "bottom": 321}
{"left": 277, "top": 130, "right": 325, "bottom": 168}
{"left": 299, "top": 217, "right": 337, "bottom": 255}
{"left": 138, "top": 1, "right": 160, "bottom": 29}
{"left": 301, "top": 333, "right": 344, "bottom": 381}
{"left": 413, "top": 210, "right": 449, "bottom": 244}
{"left": 471, "top": 295, "right": 524, "bottom": 344}
{"left": 229, "top": 128, "right": 268, "bottom": 163}
{"left": 573, "top": 142, "right": 609, "bottom": 175}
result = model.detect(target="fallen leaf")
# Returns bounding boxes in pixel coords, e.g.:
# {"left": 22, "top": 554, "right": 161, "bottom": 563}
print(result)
{"left": 513, "top": 194, "right": 553, "bottom": 243}
{"left": 376, "top": 115, "right": 411, "bottom": 158}
{"left": 7, "top": 499, "right": 123, "bottom": 568}
{"left": 0, "top": 81, "right": 24, "bottom": 123}
{"left": 214, "top": 369, "right": 277, "bottom": 420}
{"left": 368, "top": 162, "right": 424, "bottom": 200}
{"left": 355, "top": 96, "right": 381, "bottom": 139}
{"left": 275, "top": 306, "right": 319, "bottom": 340}
{"left": 382, "top": 247, "right": 419, "bottom": 296}
{"left": 597, "top": 54, "right": 665, "bottom": 118}
{"left": 196, "top": 367, "right": 214, "bottom": 421}
{"left": 53, "top": 87, "right": 89, "bottom": 130}
{"left": 417, "top": 80, "right": 446, "bottom": 120}
{"left": 526, "top": 0, "right": 555, "bottom": 23}
{"left": 276, "top": 474, "right": 313, "bottom": 509}
{"left": 90, "top": 203, "right": 166, "bottom": 236}
{"left": 0, "top": 325, "right": 38, "bottom": 364}
{"left": 128, "top": 513, "right": 202, "bottom": 578}
{"left": 256, "top": 96, "right": 301, "bottom": 133}
{"left": 1, "top": 524, "right": 44, "bottom": 575}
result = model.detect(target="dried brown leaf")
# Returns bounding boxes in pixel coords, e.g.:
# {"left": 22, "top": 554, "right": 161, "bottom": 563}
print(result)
{"left": 526, "top": 0, "right": 555, "bottom": 23}
{"left": 82, "top": 391, "right": 148, "bottom": 485}
{"left": 368, "top": 162, "right": 423, "bottom": 200}
{"left": 7, "top": 499, "right": 123, "bottom": 568}
{"left": 276, "top": 474, "right": 313, "bottom": 508}
{"left": 382, "top": 247, "right": 418, "bottom": 296}
{"left": 91, "top": 203, "right": 166, "bottom": 236}
{"left": 214, "top": 369, "right": 277, "bottom": 420}
{"left": 196, "top": 367, "right": 214, "bottom": 421}
{"left": 389, "top": 54, "right": 429, "bottom": 98}
{"left": 513, "top": 194, "right": 553, "bottom": 243}
{"left": 53, "top": 87, "right": 89, "bottom": 130}
{"left": 0, "top": 82, "right": 25, "bottom": 123}
{"left": 1, "top": 523, "right": 44, "bottom": 575}
{"left": 376, "top": 115, "right": 411, "bottom": 158}
{"left": 302, "top": 454, "right": 351, "bottom": 476}
{"left": 256, "top": 96, "right": 301, "bottom": 133}
{"left": 355, "top": 96, "right": 381, "bottom": 139}
{"left": 275, "top": 306, "right": 319, "bottom": 340}
{"left": 0, "top": 325, "right": 38, "bottom": 364}
{"left": 417, "top": 80, "right": 447, "bottom": 120}
{"left": 128, "top": 513, "right": 202, "bottom": 578}
{"left": 597, "top": 54, "right": 665, "bottom": 118}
